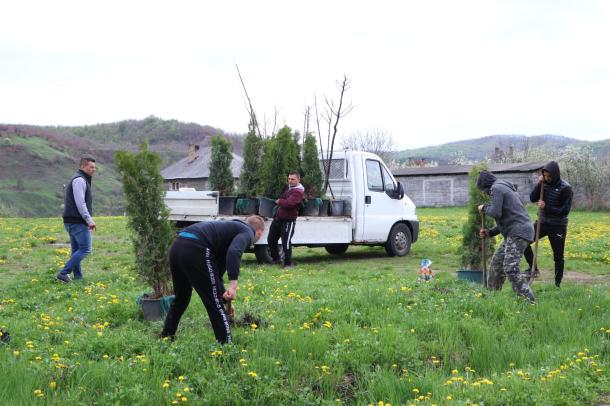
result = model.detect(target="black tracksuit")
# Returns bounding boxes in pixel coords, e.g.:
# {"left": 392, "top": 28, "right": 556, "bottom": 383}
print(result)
{"left": 523, "top": 161, "right": 573, "bottom": 286}
{"left": 161, "top": 220, "right": 255, "bottom": 343}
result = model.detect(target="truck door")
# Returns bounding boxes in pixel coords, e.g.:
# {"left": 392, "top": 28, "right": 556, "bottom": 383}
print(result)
{"left": 360, "top": 158, "right": 400, "bottom": 241}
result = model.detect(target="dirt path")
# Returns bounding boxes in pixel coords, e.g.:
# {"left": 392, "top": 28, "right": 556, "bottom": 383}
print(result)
{"left": 533, "top": 269, "right": 610, "bottom": 285}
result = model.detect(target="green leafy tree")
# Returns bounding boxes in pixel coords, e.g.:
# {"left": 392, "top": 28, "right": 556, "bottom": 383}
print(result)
{"left": 115, "top": 143, "right": 174, "bottom": 297}
{"left": 258, "top": 126, "right": 300, "bottom": 197}
{"left": 238, "top": 127, "right": 263, "bottom": 197}
{"left": 301, "top": 132, "right": 323, "bottom": 198}
{"left": 461, "top": 162, "right": 495, "bottom": 271}
{"left": 208, "top": 136, "right": 235, "bottom": 196}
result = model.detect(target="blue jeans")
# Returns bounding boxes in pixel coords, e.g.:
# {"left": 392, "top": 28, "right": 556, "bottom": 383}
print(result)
{"left": 59, "top": 223, "right": 92, "bottom": 278}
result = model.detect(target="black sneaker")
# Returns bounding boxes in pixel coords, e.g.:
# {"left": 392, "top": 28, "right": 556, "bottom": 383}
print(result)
{"left": 56, "top": 273, "right": 71, "bottom": 283}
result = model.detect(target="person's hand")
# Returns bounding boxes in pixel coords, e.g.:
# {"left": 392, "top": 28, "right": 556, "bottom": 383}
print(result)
{"left": 537, "top": 200, "right": 546, "bottom": 209}
{"left": 477, "top": 204, "right": 485, "bottom": 213}
{"left": 275, "top": 199, "right": 280, "bottom": 205}
{"left": 223, "top": 287, "right": 236, "bottom": 301}
{"left": 479, "top": 228, "right": 489, "bottom": 239}
{"left": 538, "top": 175, "right": 544, "bottom": 183}
{"left": 88, "top": 220, "right": 96, "bottom": 231}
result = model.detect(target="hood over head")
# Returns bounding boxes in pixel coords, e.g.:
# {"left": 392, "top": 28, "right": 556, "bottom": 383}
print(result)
{"left": 542, "top": 161, "right": 561, "bottom": 184}
{"left": 476, "top": 170, "right": 497, "bottom": 192}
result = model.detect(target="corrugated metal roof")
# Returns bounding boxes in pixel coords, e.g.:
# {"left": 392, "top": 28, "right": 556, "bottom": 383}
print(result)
{"left": 161, "top": 146, "right": 244, "bottom": 180}
{"left": 393, "top": 162, "right": 546, "bottom": 176}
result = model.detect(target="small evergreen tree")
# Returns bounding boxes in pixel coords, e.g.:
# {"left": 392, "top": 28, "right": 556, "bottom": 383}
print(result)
{"left": 301, "top": 132, "right": 323, "bottom": 198}
{"left": 238, "top": 126, "right": 263, "bottom": 197}
{"left": 208, "top": 136, "right": 235, "bottom": 196}
{"left": 258, "top": 126, "right": 300, "bottom": 197}
{"left": 115, "top": 143, "right": 174, "bottom": 297}
{"left": 461, "top": 162, "right": 495, "bottom": 271}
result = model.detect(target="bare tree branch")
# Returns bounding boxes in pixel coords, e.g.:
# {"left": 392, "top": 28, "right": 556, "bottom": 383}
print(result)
{"left": 236, "top": 64, "right": 261, "bottom": 137}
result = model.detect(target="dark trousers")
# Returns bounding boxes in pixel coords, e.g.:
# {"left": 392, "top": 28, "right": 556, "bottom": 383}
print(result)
{"left": 524, "top": 222, "right": 567, "bottom": 286}
{"left": 161, "top": 238, "right": 232, "bottom": 343}
{"left": 268, "top": 218, "right": 296, "bottom": 265}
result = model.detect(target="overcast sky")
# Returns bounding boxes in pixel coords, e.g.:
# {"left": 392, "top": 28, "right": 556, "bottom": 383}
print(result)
{"left": 1, "top": 0, "right": 609, "bottom": 149}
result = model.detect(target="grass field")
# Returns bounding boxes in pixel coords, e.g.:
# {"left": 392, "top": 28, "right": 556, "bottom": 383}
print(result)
{"left": 0, "top": 208, "right": 608, "bottom": 405}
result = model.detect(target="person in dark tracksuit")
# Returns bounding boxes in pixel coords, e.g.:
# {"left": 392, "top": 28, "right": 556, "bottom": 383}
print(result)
{"left": 161, "top": 216, "right": 265, "bottom": 344}
{"left": 523, "top": 161, "right": 573, "bottom": 287}
{"left": 268, "top": 171, "right": 304, "bottom": 267}
{"left": 477, "top": 171, "right": 536, "bottom": 303}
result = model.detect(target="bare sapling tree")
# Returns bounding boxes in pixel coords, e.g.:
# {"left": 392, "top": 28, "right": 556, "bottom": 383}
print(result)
{"left": 236, "top": 64, "right": 261, "bottom": 137}
{"left": 340, "top": 129, "right": 395, "bottom": 163}
{"left": 314, "top": 76, "right": 353, "bottom": 198}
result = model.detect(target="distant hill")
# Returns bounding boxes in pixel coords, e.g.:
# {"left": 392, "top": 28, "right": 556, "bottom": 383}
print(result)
{"left": 0, "top": 116, "right": 244, "bottom": 217}
{"left": 392, "top": 134, "right": 602, "bottom": 164}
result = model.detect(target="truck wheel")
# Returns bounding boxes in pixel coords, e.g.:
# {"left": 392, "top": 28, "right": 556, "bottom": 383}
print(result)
{"left": 325, "top": 244, "right": 349, "bottom": 255}
{"left": 385, "top": 223, "right": 412, "bottom": 257}
{"left": 254, "top": 245, "right": 284, "bottom": 264}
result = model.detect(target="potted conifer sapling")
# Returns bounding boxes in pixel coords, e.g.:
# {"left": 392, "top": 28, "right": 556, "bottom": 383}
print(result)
{"left": 116, "top": 143, "right": 176, "bottom": 321}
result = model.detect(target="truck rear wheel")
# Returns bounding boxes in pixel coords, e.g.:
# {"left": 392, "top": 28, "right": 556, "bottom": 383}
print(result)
{"left": 385, "top": 223, "right": 412, "bottom": 257}
{"left": 254, "top": 245, "right": 284, "bottom": 264}
{"left": 325, "top": 244, "right": 349, "bottom": 255}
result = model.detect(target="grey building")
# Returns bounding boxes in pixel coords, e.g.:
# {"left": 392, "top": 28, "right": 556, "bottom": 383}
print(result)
{"left": 161, "top": 144, "right": 244, "bottom": 191}
{"left": 393, "top": 162, "right": 545, "bottom": 207}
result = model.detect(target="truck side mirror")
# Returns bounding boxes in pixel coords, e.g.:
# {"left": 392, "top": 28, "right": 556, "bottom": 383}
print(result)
{"left": 395, "top": 182, "right": 404, "bottom": 200}
{"left": 386, "top": 181, "right": 404, "bottom": 199}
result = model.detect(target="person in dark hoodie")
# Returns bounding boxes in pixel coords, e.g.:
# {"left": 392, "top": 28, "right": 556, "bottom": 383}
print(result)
{"left": 268, "top": 171, "right": 304, "bottom": 267}
{"left": 161, "top": 216, "right": 265, "bottom": 344}
{"left": 477, "top": 170, "right": 536, "bottom": 303}
{"left": 56, "top": 155, "right": 97, "bottom": 283}
{"left": 523, "top": 161, "right": 573, "bottom": 287}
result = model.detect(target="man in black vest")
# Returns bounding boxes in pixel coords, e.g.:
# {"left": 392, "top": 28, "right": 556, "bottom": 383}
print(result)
{"left": 57, "top": 156, "right": 96, "bottom": 283}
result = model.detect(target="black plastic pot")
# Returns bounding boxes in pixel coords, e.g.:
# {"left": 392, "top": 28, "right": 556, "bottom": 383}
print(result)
{"left": 257, "top": 197, "right": 276, "bottom": 218}
{"left": 300, "top": 198, "right": 322, "bottom": 216}
{"left": 218, "top": 196, "right": 236, "bottom": 215}
{"left": 235, "top": 198, "right": 258, "bottom": 215}
{"left": 319, "top": 200, "right": 330, "bottom": 216}
{"left": 329, "top": 200, "right": 344, "bottom": 216}
{"left": 139, "top": 295, "right": 175, "bottom": 321}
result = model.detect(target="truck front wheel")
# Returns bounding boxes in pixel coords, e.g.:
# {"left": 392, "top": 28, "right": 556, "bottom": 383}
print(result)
{"left": 254, "top": 245, "right": 284, "bottom": 264}
{"left": 385, "top": 223, "right": 412, "bottom": 257}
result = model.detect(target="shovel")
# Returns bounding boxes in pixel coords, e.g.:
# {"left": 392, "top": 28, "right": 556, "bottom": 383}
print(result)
{"left": 480, "top": 212, "right": 488, "bottom": 288}
{"left": 529, "top": 178, "right": 545, "bottom": 284}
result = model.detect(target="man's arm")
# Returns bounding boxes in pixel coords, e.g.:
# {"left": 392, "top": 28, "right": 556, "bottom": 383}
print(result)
{"left": 529, "top": 180, "right": 542, "bottom": 203}
{"left": 278, "top": 189, "right": 303, "bottom": 208}
{"left": 72, "top": 178, "right": 96, "bottom": 229}
{"left": 482, "top": 187, "right": 503, "bottom": 220}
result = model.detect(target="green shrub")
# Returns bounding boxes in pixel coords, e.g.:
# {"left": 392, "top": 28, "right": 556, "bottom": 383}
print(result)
{"left": 115, "top": 143, "right": 174, "bottom": 297}
{"left": 461, "top": 162, "right": 495, "bottom": 271}
{"left": 208, "top": 136, "right": 235, "bottom": 196}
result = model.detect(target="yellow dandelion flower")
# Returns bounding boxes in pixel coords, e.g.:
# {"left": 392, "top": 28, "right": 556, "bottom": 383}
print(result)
{"left": 248, "top": 371, "right": 257, "bottom": 378}
{"left": 178, "top": 375, "right": 185, "bottom": 381}
{"left": 48, "top": 382, "right": 57, "bottom": 390}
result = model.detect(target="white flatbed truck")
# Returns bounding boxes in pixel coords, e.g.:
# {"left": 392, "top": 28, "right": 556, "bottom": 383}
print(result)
{"left": 164, "top": 150, "right": 419, "bottom": 263}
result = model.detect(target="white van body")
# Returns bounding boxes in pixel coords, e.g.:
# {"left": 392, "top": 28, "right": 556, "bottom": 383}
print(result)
{"left": 164, "top": 150, "right": 419, "bottom": 262}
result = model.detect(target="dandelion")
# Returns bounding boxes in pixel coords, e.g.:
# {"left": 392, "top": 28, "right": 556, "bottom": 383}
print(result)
{"left": 33, "top": 389, "right": 44, "bottom": 398}
{"left": 163, "top": 382, "right": 170, "bottom": 389}
{"left": 181, "top": 397, "right": 188, "bottom": 402}
{"left": 446, "top": 395, "right": 452, "bottom": 400}
{"left": 178, "top": 375, "right": 185, "bottom": 381}
{"left": 49, "top": 381, "right": 57, "bottom": 390}
{"left": 323, "top": 321, "right": 332, "bottom": 328}
{"left": 248, "top": 371, "right": 258, "bottom": 378}
{"left": 412, "top": 388, "right": 419, "bottom": 393}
